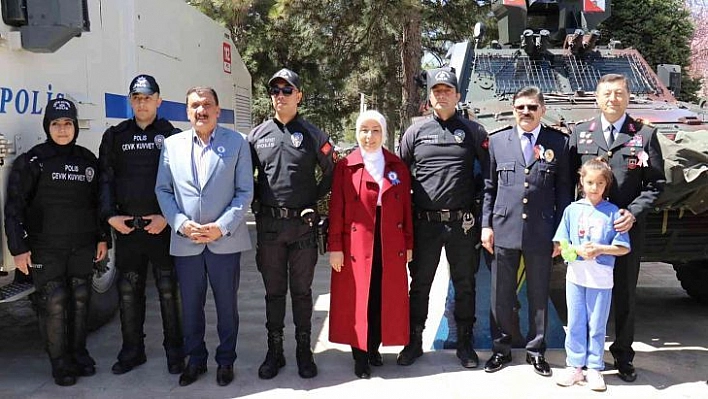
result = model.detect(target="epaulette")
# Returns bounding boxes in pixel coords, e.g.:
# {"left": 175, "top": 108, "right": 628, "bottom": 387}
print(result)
{"left": 488, "top": 124, "right": 512, "bottom": 135}
{"left": 541, "top": 123, "right": 570, "bottom": 136}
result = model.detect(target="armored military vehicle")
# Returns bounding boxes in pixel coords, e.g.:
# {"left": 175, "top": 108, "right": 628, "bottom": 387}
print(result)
{"left": 447, "top": 0, "right": 708, "bottom": 301}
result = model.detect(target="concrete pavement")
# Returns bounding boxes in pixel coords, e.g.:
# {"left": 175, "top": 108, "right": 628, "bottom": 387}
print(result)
{"left": 1, "top": 226, "right": 707, "bottom": 398}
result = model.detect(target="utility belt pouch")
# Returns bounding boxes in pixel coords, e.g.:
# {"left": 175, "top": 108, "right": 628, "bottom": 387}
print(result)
{"left": 317, "top": 217, "right": 329, "bottom": 255}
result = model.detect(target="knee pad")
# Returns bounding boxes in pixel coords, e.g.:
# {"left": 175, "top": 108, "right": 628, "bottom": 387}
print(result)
{"left": 118, "top": 271, "right": 143, "bottom": 300}
{"left": 69, "top": 277, "right": 91, "bottom": 306}
{"left": 39, "top": 280, "right": 68, "bottom": 315}
{"left": 156, "top": 269, "right": 176, "bottom": 300}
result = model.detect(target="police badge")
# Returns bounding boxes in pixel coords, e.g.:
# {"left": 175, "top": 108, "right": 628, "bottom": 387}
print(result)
{"left": 453, "top": 129, "right": 465, "bottom": 143}
{"left": 154, "top": 134, "right": 165, "bottom": 149}
{"left": 85, "top": 167, "right": 95, "bottom": 183}
{"left": 291, "top": 132, "right": 304, "bottom": 148}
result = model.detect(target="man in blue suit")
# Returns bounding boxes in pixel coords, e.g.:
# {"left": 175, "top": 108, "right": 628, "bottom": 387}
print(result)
{"left": 481, "top": 86, "right": 572, "bottom": 377}
{"left": 155, "top": 87, "right": 253, "bottom": 387}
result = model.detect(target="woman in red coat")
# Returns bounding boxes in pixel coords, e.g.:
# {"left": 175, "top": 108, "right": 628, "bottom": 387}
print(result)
{"left": 328, "top": 110, "right": 414, "bottom": 378}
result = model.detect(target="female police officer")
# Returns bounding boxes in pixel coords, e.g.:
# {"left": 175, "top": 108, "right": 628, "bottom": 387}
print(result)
{"left": 4, "top": 98, "right": 109, "bottom": 386}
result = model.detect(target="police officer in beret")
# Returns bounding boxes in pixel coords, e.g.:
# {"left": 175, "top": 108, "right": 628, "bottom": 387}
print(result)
{"left": 397, "top": 67, "right": 489, "bottom": 369}
{"left": 481, "top": 86, "right": 572, "bottom": 377}
{"left": 570, "top": 73, "right": 665, "bottom": 383}
{"left": 248, "top": 68, "right": 334, "bottom": 380}
{"left": 5, "top": 98, "right": 109, "bottom": 386}
{"left": 98, "top": 75, "right": 184, "bottom": 375}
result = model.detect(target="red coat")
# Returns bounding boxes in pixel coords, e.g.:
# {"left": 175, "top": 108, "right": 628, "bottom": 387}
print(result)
{"left": 327, "top": 148, "right": 413, "bottom": 349}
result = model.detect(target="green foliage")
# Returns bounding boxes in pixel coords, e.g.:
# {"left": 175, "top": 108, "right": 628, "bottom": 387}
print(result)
{"left": 599, "top": 0, "right": 700, "bottom": 102}
{"left": 186, "top": 0, "right": 491, "bottom": 143}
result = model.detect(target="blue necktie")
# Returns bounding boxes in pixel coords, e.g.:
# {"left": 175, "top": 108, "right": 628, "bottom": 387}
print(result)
{"left": 523, "top": 132, "right": 534, "bottom": 164}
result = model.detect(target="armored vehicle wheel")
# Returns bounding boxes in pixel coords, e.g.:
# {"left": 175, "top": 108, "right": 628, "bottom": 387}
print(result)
{"left": 88, "top": 246, "right": 118, "bottom": 331}
{"left": 674, "top": 261, "right": 708, "bottom": 304}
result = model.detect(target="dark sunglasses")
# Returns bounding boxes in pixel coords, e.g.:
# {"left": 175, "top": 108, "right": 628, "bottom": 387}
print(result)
{"left": 269, "top": 86, "right": 295, "bottom": 96}
{"left": 514, "top": 104, "right": 540, "bottom": 112}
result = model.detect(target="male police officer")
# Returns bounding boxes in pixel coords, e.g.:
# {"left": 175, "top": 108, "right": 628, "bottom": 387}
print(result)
{"left": 481, "top": 86, "right": 572, "bottom": 376}
{"left": 99, "top": 75, "right": 184, "bottom": 375}
{"left": 570, "top": 74, "right": 665, "bottom": 382}
{"left": 248, "top": 68, "right": 334, "bottom": 379}
{"left": 397, "top": 67, "right": 489, "bottom": 368}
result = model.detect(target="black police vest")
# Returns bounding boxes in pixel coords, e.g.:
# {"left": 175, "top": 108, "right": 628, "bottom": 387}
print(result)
{"left": 26, "top": 147, "right": 99, "bottom": 237}
{"left": 111, "top": 124, "right": 170, "bottom": 216}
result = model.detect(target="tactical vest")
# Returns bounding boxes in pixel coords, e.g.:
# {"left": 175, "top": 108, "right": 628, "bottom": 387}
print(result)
{"left": 26, "top": 145, "right": 99, "bottom": 237}
{"left": 110, "top": 121, "right": 174, "bottom": 215}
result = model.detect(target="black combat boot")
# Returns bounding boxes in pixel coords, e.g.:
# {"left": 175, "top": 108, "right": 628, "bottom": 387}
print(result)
{"left": 156, "top": 268, "right": 184, "bottom": 374}
{"left": 456, "top": 324, "right": 479, "bottom": 368}
{"left": 295, "top": 330, "right": 318, "bottom": 378}
{"left": 37, "top": 281, "right": 75, "bottom": 386}
{"left": 51, "top": 357, "right": 77, "bottom": 387}
{"left": 397, "top": 325, "right": 424, "bottom": 366}
{"left": 258, "top": 330, "right": 286, "bottom": 379}
{"left": 68, "top": 276, "right": 96, "bottom": 376}
{"left": 112, "top": 271, "right": 148, "bottom": 375}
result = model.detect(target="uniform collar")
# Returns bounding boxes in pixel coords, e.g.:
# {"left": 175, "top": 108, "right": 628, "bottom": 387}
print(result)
{"left": 273, "top": 113, "right": 301, "bottom": 129}
{"left": 600, "top": 113, "right": 627, "bottom": 133}
{"left": 516, "top": 124, "right": 541, "bottom": 140}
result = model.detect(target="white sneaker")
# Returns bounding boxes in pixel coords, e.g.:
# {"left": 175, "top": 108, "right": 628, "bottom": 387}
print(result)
{"left": 556, "top": 366, "right": 585, "bottom": 387}
{"left": 587, "top": 369, "right": 607, "bottom": 392}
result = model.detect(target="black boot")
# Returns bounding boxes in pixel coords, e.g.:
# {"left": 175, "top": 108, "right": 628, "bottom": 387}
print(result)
{"left": 37, "top": 281, "right": 74, "bottom": 386}
{"left": 352, "top": 348, "right": 371, "bottom": 378}
{"left": 156, "top": 268, "right": 184, "bottom": 374}
{"left": 113, "top": 271, "right": 147, "bottom": 375}
{"left": 51, "top": 357, "right": 77, "bottom": 387}
{"left": 295, "top": 330, "right": 318, "bottom": 378}
{"left": 456, "top": 324, "right": 479, "bottom": 368}
{"left": 258, "top": 330, "right": 286, "bottom": 379}
{"left": 397, "top": 325, "right": 424, "bottom": 366}
{"left": 68, "top": 277, "right": 96, "bottom": 377}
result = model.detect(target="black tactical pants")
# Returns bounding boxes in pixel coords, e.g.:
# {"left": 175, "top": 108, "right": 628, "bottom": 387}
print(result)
{"left": 408, "top": 218, "right": 480, "bottom": 329}
{"left": 255, "top": 215, "right": 318, "bottom": 334}
{"left": 30, "top": 243, "right": 94, "bottom": 371}
{"left": 114, "top": 229, "right": 183, "bottom": 363}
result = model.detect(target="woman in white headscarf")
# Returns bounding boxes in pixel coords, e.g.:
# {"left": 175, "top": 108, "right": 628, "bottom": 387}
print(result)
{"left": 328, "top": 110, "right": 413, "bottom": 378}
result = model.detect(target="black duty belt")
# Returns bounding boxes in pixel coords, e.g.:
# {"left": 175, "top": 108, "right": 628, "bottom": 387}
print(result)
{"left": 262, "top": 206, "right": 303, "bottom": 219}
{"left": 416, "top": 209, "right": 467, "bottom": 222}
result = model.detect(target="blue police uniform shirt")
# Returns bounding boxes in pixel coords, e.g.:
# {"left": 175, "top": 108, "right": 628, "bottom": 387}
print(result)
{"left": 553, "top": 198, "right": 631, "bottom": 289}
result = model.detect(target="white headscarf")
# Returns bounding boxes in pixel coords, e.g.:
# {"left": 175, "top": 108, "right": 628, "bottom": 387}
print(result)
{"left": 356, "top": 110, "right": 387, "bottom": 205}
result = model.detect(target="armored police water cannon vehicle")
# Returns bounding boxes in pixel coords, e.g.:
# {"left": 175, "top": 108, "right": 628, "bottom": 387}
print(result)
{"left": 446, "top": 0, "right": 708, "bottom": 301}
{"left": 0, "top": 0, "right": 253, "bottom": 326}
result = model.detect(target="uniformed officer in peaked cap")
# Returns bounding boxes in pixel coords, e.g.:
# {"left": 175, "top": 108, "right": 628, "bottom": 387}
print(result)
{"left": 397, "top": 67, "right": 489, "bottom": 369}
{"left": 248, "top": 68, "right": 334, "bottom": 380}
{"left": 98, "top": 74, "right": 184, "bottom": 376}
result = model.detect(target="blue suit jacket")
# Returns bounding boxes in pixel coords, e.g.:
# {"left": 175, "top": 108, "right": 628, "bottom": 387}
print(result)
{"left": 155, "top": 125, "right": 253, "bottom": 257}
{"left": 482, "top": 125, "right": 572, "bottom": 253}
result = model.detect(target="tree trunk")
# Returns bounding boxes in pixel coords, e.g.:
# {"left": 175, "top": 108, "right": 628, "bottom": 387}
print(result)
{"left": 398, "top": 4, "right": 422, "bottom": 149}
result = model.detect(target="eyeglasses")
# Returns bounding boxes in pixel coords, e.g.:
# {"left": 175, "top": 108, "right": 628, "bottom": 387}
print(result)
{"left": 269, "top": 86, "right": 295, "bottom": 96}
{"left": 514, "top": 104, "right": 540, "bottom": 112}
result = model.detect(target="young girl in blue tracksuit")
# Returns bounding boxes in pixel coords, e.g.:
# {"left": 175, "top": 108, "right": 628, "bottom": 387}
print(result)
{"left": 553, "top": 157, "right": 631, "bottom": 391}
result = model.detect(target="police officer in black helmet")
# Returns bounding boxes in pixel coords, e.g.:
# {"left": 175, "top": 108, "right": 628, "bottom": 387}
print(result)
{"left": 397, "top": 67, "right": 489, "bottom": 369}
{"left": 4, "top": 98, "right": 109, "bottom": 386}
{"left": 98, "top": 75, "right": 184, "bottom": 375}
{"left": 248, "top": 68, "right": 334, "bottom": 380}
